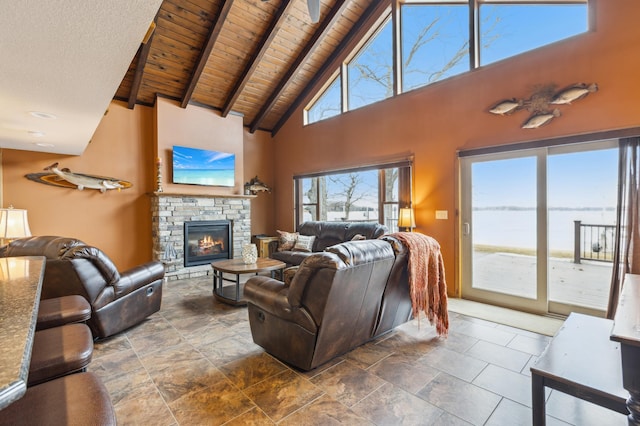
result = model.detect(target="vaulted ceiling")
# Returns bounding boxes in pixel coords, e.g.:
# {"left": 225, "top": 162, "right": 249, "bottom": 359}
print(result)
{"left": 115, "top": 0, "right": 377, "bottom": 135}
{"left": 0, "top": 0, "right": 378, "bottom": 156}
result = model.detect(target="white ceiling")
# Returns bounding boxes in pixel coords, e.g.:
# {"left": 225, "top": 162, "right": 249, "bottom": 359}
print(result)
{"left": 0, "top": 1, "right": 163, "bottom": 155}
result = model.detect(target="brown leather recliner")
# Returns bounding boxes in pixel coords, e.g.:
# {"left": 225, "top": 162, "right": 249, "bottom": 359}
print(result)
{"left": 0, "top": 236, "right": 164, "bottom": 339}
{"left": 245, "top": 238, "right": 411, "bottom": 371}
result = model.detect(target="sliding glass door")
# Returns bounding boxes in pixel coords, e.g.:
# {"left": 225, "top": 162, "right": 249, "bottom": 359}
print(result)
{"left": 460, "top": 140, "right": 617, "bottom": 316}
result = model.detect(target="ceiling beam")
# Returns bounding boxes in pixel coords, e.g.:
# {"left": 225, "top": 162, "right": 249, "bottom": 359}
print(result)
{"left": 221, "top": 0, "right": 294, "bottom": 117}
{"left": 127, "top": 18, "right": 158, "bottom": 109}
{"left": 271, "top": 0, "right": 382, "bottom": 135}
{"left": 249, "top": 0, "right": 348, "bottom": 133}
{"left": 180, "top": 0, "right": 234, "bottom": 109}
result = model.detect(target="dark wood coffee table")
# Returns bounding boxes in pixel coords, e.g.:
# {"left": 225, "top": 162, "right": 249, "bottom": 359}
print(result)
{"left": 210, "top": 258, "right": 285, "bottom": 306}
{"left": 530, "top": 313, "right": 628, "bottom": 425}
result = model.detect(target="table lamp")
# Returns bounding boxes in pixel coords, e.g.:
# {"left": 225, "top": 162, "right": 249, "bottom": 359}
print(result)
{"left": 0, "top": 206, "right": 32, "bottom": 245}
{"left": 398, "top": 206, "right": 415, "bottom": 232}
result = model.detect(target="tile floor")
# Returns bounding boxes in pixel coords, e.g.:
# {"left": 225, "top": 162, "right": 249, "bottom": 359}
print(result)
{"left": 89, "top": 276, "right": 627, "bottom": 425}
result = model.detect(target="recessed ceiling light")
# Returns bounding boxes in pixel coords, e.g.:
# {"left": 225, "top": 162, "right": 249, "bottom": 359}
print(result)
{"left": 29, "top": 111, "right": 57, "bottom": 119}
{"left": 34, "top": 142, "right": 55, "bottom": 147}
{"left": 28, "top": 130, "right": 45, "bottom": 137}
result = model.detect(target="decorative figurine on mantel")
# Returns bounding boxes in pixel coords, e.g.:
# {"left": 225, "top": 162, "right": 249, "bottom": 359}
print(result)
{"left": 156, "top": 157, "right": 163, "bottom": 193}
{"left": 244, "top": 176, "right": 271, "bottom": 195}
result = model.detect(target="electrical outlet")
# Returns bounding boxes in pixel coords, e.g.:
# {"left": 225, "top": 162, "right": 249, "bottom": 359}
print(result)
{"left": 435, "top": 210, "right": 448, "bottom": 220}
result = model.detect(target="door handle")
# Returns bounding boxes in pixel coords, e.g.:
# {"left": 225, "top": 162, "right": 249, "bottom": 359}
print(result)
{"left": 463, "top": 222, "right": 470, "bottom": 236}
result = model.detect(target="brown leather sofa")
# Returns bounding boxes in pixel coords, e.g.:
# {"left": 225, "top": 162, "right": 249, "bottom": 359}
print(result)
{"left": 0, "top": 236, "right": 164, "bottom": 339}
{"left": 245, "top": 238, "right": 412, "bottom": 371}
{"left": 270, "top": 221, "right": 388, "bottom": 266}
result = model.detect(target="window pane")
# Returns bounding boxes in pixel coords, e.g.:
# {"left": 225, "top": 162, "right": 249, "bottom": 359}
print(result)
{"left": 401, "top": 5, "right": 469, "bottom": 92}
{"left": 326, "top": 171, "right": 379, "bottom": 222}
{"left": 302, "top": 178, "right": 317, "bottom": 204}
{"left": 480, "top": 4, "right": 588, "bottom": 65}
{"left": 307, "top": 76, "right": 341, "bottom": 124}
{"left": 384, "top": 168, "right": 399, "bottom": 202}
{"left": 347, "top": 19, "right": 393, "bottom": 111}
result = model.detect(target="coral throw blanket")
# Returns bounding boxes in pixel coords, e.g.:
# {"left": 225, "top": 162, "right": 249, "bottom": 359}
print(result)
{"left": 389, "top": 232, "right": 449, "bottom": 336}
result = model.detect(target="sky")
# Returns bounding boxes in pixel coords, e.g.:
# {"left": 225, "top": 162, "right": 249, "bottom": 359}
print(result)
{"left": 472, "top": 147, "right": 618, "bottom": 209}
{"left": 172, "top": 145, "right": 235, "bottom": 170}
{"left": 311, "top": 2, "right": 588, "bottom": 122}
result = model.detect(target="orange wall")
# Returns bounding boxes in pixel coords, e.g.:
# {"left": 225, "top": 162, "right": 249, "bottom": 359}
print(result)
{"left": 2, "top": 101, "right": 155, "bottom": 269}
{"left": 272, "top": 0, "right": 640, "bottom": 295}
{"left": 155, "top": 97, "right": 244, "bottom": 196}
{"left": 1, "top": 99, "right": 276, "bottom": 270}
{"left": 244, "top": 129, "right": 276, "bottom": 236}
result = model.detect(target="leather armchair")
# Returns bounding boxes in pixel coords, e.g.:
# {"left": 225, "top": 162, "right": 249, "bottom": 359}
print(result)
{"left": 245, "top": 239, "right": 399, "bottom": 370}
{"left": 0, "top": 236, "right": 164, "bottom": 339}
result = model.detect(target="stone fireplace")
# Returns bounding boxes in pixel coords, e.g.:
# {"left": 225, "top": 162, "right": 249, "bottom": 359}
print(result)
{"left": 150, "top": 193, "right": 252, "bottom": 281}
{"left": 184, "top": 220, "right": 232, "bottom": 266}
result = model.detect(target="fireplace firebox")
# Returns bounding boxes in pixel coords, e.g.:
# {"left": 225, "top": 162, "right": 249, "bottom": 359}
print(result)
{"left": 184, "top": 220, "right": 232, "bottom": 266}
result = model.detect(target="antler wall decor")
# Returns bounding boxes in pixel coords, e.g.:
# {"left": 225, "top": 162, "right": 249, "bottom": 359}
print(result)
{"left": 488, "top": 83, "right": 598, "bottom": 129}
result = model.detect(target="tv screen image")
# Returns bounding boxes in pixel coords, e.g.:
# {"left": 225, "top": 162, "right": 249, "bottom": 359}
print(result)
{"left": 172, "top": 145, "right": 235, "bottom": 187}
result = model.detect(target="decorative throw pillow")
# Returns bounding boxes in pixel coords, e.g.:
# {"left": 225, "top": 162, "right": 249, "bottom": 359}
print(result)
{"left": 293, "top": 235, "right": 315, "bottom": 252}
{"left": 277, "top": 230, "right": 298, "bottom": 252}
{"left": 351, "top": 234, "right": 366, "bottom": 241}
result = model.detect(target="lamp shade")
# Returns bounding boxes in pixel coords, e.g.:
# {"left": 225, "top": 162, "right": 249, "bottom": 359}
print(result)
{"left": 398, "top": 207, "right": 416, "bottom": 229}
{"left": 0, "top": 208, "right": 32, "bottom": 240}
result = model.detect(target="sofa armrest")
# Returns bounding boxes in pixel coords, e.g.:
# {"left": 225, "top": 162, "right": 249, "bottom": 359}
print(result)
{"left": 244, "top": 276, "right": 316, "bottom": 333}
{"left": 114, "top": 261, "right": 165, "bottom": 298}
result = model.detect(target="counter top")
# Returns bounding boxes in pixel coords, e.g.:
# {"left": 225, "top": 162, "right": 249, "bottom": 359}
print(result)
{"left": 0, "top": 256, "right": 45, "bottom": 410}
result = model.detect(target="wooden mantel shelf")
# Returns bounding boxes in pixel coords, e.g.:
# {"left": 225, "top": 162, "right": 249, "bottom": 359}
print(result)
{"left": 148, "top": 192, "right": 256, "bottom": 199}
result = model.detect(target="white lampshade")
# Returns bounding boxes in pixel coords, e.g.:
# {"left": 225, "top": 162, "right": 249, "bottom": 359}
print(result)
{"left": 0, "top": 207, "right": 32, "bottom": 240}
{"left": 398, "top": 207, "right": 416, "bottom": 230}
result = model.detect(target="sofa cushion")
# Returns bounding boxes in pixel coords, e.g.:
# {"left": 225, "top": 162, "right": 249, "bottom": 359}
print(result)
{"left": 293, "top": 235, "right": 315, "bottom": 252}
{"left": 276, "top": 230, "right": 298, "bottom": 251}
{"left": 271, "top": 250, "right": 314, "bottom": 265}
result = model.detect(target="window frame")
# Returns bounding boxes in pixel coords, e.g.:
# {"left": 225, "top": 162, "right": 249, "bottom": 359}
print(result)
{"left": 293, "top": 159, "right": 413, "bottom": 231}
{"left": 303, "top": 0, "right": 589, "bottom": 123}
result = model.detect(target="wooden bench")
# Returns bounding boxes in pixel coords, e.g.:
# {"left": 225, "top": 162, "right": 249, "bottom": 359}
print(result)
{"left": 530, "top": 313, "right": 628, "bottom": 425}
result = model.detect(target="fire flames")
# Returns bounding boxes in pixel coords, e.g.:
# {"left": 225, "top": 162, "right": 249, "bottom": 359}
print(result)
{"left": 197, "top": 234, "right": 224, "bottom": 255}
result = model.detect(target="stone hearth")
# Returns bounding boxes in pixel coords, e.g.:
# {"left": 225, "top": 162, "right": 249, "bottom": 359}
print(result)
{"left": 151, "top": 193, "right": 252, "bottom": 281}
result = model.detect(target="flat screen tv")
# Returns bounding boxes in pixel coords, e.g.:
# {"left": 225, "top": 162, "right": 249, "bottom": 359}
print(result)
{"left": 172, "top": 145, "right": 235, "bottom": 187}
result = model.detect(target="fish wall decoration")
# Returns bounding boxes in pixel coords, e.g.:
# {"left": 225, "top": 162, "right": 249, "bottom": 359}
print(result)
{"left": 488, "top": 82, "right": 598, "bottom": 129}
{"left": 244, "top": 176, "right": 271, "bottom": 195}
{"left": 26, "top": 163, "right": 132, "bottom": 193}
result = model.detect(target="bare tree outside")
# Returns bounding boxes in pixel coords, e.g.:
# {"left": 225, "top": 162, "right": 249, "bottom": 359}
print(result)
{"left": 328, "top": 173, "right": 370, "bottom": 220}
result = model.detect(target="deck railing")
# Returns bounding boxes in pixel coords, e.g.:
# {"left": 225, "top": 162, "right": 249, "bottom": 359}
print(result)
{"left": 574, "top": 220, "right": 615, "bottom": 264}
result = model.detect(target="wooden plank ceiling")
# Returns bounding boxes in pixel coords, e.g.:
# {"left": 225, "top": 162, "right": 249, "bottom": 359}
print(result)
{"left": 114, "top": 0, "right": 376, "bottom": 135}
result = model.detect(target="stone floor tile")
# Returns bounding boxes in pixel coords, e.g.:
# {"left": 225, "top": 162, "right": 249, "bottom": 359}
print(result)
{"left": 472, "top": 364, "right": 531, "bottom": 407}
{"left": 310, "top": 360, "right": 386, "bottom": 407}
{"left": 218, "top": 352, "right": 287, "bottom": 390}
{"left": 506, "top": 333, "right": 551, "bottom": 356}
{"left": 279, "top": 394, "right": 373, "bottom": 425}
{"left": 167, "top": 380, "right": 255, "bottom": 426}
{"left": 417, "top": 372, "right": 502, "bottom": 426}
{"left": 243, "top": 370, "right": 324, "bottom": 422}
{"left": 351, "top": 382, "right": 443, "bottom": 425}
{"left": 466, "top": 340, "right": 532, "bottom": 372}
{"left": 484, "top": 398, "right": 532, "bottom": 426}
{"left": 419, "top": 346, "right": 487, "bottom": 382}
{"left": 114, "top": 388, "right": 175, "bottom": 426}
{"left": 367, "top": 352, "right": 440, "bottom": 394}
{"left": 455, "top": 320, "right": 518, "bottom": 346}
